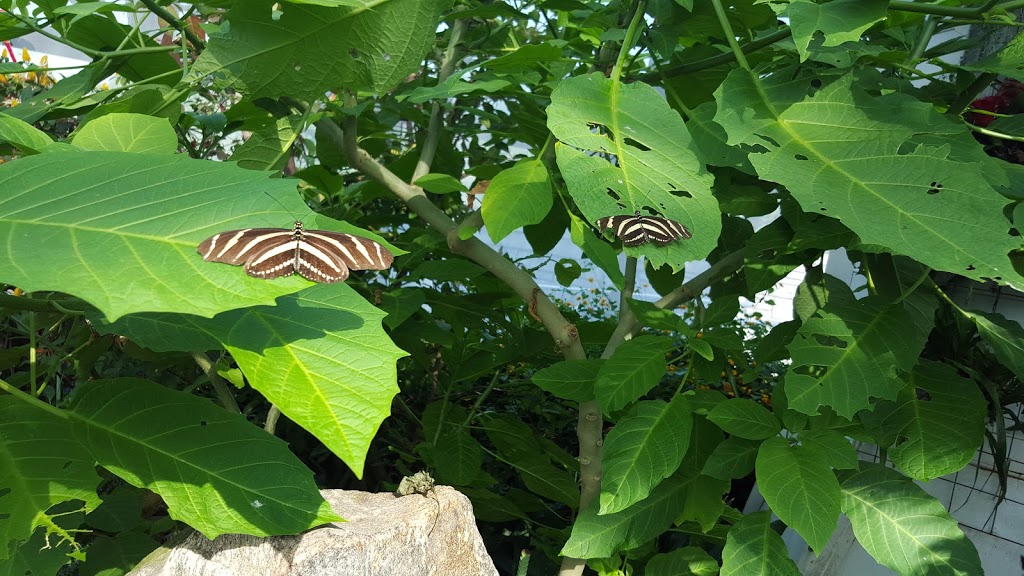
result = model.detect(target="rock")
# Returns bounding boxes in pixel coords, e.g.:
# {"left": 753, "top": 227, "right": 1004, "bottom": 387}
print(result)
{"left": 129, "top": 487, "right": 498, "bottom": 576}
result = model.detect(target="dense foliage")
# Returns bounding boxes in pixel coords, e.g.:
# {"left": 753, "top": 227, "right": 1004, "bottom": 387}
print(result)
{"left": 1, "top": 1, "right": 1023, "bottom": 575}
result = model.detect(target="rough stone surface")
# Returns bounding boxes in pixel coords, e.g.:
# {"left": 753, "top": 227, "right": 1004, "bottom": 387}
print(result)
{"left": 129, "top": 487, "right": 498, "bottom": 576}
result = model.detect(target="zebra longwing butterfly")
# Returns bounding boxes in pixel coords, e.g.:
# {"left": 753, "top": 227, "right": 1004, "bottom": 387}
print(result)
{"left": 197, "top": 221, "right": 394, "bottom": 283}
{"left": 595, "top": 211, "right": 692, "bottom": 246}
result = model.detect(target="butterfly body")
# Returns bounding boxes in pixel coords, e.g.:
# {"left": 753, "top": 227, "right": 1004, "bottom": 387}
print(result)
{"left": 197, "top": 221, "right": 394, "bottom": 283}
{"left": 595, "top": 211, "right": 691, "bottom": 246}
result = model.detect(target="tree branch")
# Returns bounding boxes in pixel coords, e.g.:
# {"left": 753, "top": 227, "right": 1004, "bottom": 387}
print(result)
{"left": 602, "top": 249, "right": 746, "bottom": 358}
{"left": 320, "top": 117, "right": 585, "bottom": 358}
{"left": 412, "top": 16, "right": 468, "bottom": 182}
{"left": 139, "top": 0, "right": 205, "bottom": 50}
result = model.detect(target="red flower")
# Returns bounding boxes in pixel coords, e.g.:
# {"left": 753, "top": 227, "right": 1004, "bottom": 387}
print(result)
{"left": 967, "top": 95, "right": 1009, "bottom": 127}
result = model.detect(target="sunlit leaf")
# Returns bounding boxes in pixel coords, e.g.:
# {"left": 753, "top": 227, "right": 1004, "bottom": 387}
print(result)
{"left": 95, "top": 284, "right": 403, "bottom": 478}
{"left": 755, "top": 437, "right": 840, "bottom": 554}
{"left": 550, "top": 72, "right": 719, "bottom": 272}
{"left": 600, "top": 396, "right": 691, "bottom": 514}
{"left": 69, "top": 379, "right": 340, "bottom": 538}
{"left": 840, "top": 464, "right": 981, "bottom": 575}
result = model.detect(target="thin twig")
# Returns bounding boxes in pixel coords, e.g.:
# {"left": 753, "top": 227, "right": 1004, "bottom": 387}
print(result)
{"left": 190, "top": 351, "right": 240, "bottom": 413}
{"left": 412, "top": 16, "right": 468, "bottom": 182}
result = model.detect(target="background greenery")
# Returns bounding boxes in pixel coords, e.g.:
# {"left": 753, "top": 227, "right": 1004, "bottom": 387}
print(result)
{"left": 1, "top": 1, "right": 1023, "bottom": 575}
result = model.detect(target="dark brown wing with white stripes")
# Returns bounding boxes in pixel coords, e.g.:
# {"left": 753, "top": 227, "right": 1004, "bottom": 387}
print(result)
{"left": 196, "top": 222, "right": 394, "bottom": 283}
{"left": 595, "top": 214, "right": 691, "bottom": 246}
{"left": 301, "top": 230, "right": 394, "bottom": 270}
{"left": 197, "top": 228, "right": 294, "bottom": 265}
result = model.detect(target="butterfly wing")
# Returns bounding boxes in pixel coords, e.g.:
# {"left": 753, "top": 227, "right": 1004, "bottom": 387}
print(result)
{"left": 302, "top": 230, "right": 395, "bottom": 270}
{"left": 197, "top": 228, "right": 294, "bottom": 265}
{"left": 644, "top": 216, "right": 692, "bottom": 245}
{"left": 197, "top": 224, "right": 393, "bottom": 283}
{"left": 295, "top": 235, "right": 350, "bottom": 283}
{"left": 593, "top": 215, "right": 691, "bottom": 246}
{"left": 243, "top": 240, "right": 301, "bottom": 280}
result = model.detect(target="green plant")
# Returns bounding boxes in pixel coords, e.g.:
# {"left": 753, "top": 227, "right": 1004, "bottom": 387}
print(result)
{"left": 2, "top": 1, "right": 1023, "bottom": 575}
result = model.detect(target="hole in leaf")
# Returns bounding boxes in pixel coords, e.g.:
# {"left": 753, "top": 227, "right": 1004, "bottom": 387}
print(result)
{"left": 623, "top": 137, "right": 650, "bottom": 152}
{"left": 200, "top": 420, "right": 208, "bottom": 427}
{"left": 62, "top": 461, "right": 72, "bottom": 470}
{"left": 810, "top": 78, "right": 822, "bottom": 89}
{"left": 606, "top": 188, "right": 622, "bottom": 201}
{"left": 383, "top": 52, "right": 391, "bottom": 62}
{"left": 294, "top": 62, "right": 302, "bottom": 71}
{"left": 1010, "top": 228, "right": 1020, "bottom": 237}
{"left": 820, "top": 207, "right": 827, "bottom": 211}
{"left": 758, "top": 249, "right": 777, "bottom": 260}
{"left": 966, "top": 264, "right": 976, "bottom": 271}
{"left": 812, "top": 334, "right": 847, "bottom": 348}
{"left": 915, "top": 388, "right": 932, "bottom": 401}
{"left": 895, "top": 435, "right": 909, "bottom": 447}
{"left": 0, "top": 487, "right": 10, "bottom": 498}
{"left": 794, "top": 154, "right": 809, "bottom": 161}
{"left": 670, "top": 188, "right": 693, "bottom": 199}
{"left": 0, "top": 513, "right": 9, "bottom": 521}
{"left": 927, "top": 181, "right": 943, "bottom": 195}
{"left": 349, "top": 48, "right": 359, "bottom": 59}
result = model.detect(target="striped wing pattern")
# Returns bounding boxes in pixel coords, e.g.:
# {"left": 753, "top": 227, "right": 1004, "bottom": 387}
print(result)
{"left": 197, "top": 222, "right": 394, "bottom": 283}
{"left": 595, "top": 212, "right": 692, "bottom": 246}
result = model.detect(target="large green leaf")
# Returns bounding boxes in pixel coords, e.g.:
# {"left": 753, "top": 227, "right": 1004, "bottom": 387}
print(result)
{"left": 71, "top": 113, "right": 177, "bottom": 154}
{"left": 715, "top": 71, "right": 1024, "bottom": 289}
{"left": 0, "top": 396, "right": 102, "bottom": 560}
{"left": 190, "top": 0, "right": 450, "bottom": 99}
{"left": 600, "top": 396, "right": 692, "bottom": 514}
{"left": 530, "top": 359, "right": 603, "bottom": 402}
{"left": 701, "top": 436, "right": 759, "bottom": 480}
{"left": 0, "top": 151, "right": 396, "bottom": 321}
{"left": 479, "top": 414, "right": 579, "bottom": 507}
{"left": 95, "top": 283, "right": 404, "bottom": 478}
{"left": 840, "top": 464, "right": 982, "bottom": 575}
{"left": 786, "top": 0, "right": 888, "bottom": 62}
{"left": 549, "top": 72, "right": 719, "bottom": 272}
{"left": 707, "top": 398, "right": 780, "bottom": 440}
{"left": 594, "top": 335, "right": 674, "bottom": 414}
{"left": 67, "top": 379, "right": 340, "bottom": 538}
{"left": 720, "top": 510, "right": 800, "bottom": 576}
{"left": 230, "top": 115, "right": 306, "bottom": 172}
{"left": 755, "top": 437, "right": 840, "bottom": 554}
{"left": 646, "top": 546, "right": 718, "bottom": 576}
{"left": 861, "top": 361, "right": 985, "bottom": 481}
{"left": 561, "top": 471, "right": 687, "bottom": 559}
{"left": 482, "top": 160, "right": 553, "bottom": 243}
{"left": 427, "top": 430, "right": 483, "bottom": 486}
{"left": 0, "top": 112, "right": 53, "bottom": 154}
{"left": 963, "top": 308, "right": 1024, "bottom": 381}
{"left": 785, "top": 296, "right": 929, "bottom": 418}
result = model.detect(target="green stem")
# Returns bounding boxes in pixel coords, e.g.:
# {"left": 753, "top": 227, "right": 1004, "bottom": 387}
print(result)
{"left": 611, "top": 0, "right": 647, "bottom": 84}
{"left": 138, "top": 0, "right": 206, "bottom": 50}
{"left": 191, "top": 351, "right": 240, "bottom": 413}
{"left": 906, "top": 15, "right": 937, "bottom": 65}
{"left": 711, "top": 0, "right": 751, "bottom": 71}
{"left": 636, "top": 28, "right": 792, "bottom": 81}
{"left": 412, "top": 14, "right": 468, "bottom": 182}
{"left": 889, "top": 0, "right": 1001, "bottom": 17}
{"left": 0, "top": 292, "right": 90, "bottom": 314}
{"left": 462, "top": 370, "right": 501, "bottom": 427}
{"left": 0, "top": 378, "right": 69, "bottom": 419}
{"left": 264, "top": 405, "right": 282, "bottom": 434}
